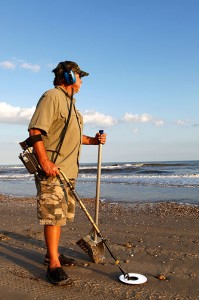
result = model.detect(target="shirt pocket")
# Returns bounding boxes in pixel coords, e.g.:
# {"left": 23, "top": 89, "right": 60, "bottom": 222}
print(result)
{"left": 60, "top": 111, "right": 68, "bottom": 122}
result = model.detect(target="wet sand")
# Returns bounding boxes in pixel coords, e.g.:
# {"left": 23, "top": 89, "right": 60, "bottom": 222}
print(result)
{"left": 0, "top": 194, "right": 199, "bottom": 300}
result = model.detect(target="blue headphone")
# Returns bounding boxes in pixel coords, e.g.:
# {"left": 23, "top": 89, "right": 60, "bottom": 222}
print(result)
{"left": 61, "top": 61, "right": 76, "bottom": 85}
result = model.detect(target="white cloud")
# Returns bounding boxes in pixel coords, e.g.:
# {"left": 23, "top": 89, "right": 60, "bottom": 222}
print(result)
{"left": 0, "top": 102, "right": 35, "bottom": 124}
{"left": 0, "top": 59, "right": 41, "bottom": 72}
{"left": 174, "top": 119, "right": 189, "bottom": 126}
{"left": 123, "top": 113, "right": 164, "bottom": 126}
{"left": 152, "top": 119, "right": 164, "bottom": 126}
{"left": 0, "top": 61, "right": 16, "bottom": 69}
{"left": 19, "top": 62, "right": 40, "bottom": 72}
{"left": 123, "top": 113, "right": 153, "bottom": 123}
{"left": 83, "top": 110, "right": 117, "bottom": 127}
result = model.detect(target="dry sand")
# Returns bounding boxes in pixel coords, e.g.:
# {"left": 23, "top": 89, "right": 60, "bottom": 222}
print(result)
{"left": 0, "top": 194, "right": 199, "bottom": 300}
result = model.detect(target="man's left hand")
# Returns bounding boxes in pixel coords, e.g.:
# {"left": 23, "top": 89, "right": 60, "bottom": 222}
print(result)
{"left": 95, "top": 132, "right": 107, "bottom": 144}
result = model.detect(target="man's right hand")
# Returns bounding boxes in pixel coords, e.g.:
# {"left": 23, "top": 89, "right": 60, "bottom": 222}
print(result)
{"left": 40, "top": 159, "right": 59, "bottom": 177}
{"left": 29, "top": 128, "right": 59, "bottom": 177}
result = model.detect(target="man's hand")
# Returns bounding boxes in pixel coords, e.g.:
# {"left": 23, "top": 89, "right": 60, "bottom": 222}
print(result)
{"left": 40, "top": 159, "right": 59, "bottom": 177}
{"left": 95, "top": 132, "right": 107, "bottom": 145}
{"left": 29, "top": 128, "right": 59, "bottom": 177}
{"left": 82, "top": 132, "right": 107, "bottom": 145}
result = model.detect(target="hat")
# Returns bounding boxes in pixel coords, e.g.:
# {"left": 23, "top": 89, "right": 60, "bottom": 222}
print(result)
{"left": 52, "top": 61, "right": 89, "bottom": 77}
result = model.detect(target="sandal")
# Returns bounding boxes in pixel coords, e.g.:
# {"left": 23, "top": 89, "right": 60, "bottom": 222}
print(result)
{"left": 47, "top": 267, "right": 73, "bottom": 286}
{"left": 44, "top": 253, "right": 77, "bottom": 267}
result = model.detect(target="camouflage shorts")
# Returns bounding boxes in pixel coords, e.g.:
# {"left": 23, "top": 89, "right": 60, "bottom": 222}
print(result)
{"left": 35, "top": 174, "right": 76, "bottom": 226}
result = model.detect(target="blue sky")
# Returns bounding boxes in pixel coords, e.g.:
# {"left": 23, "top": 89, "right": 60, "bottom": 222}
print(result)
{"left": 0, "top": 0, "right": 198, "bottom": 164}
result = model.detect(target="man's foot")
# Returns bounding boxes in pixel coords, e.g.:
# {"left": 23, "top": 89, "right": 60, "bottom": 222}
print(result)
{"left": 47, "top": 267, "right": 73, "bottom": 286}
{"left": 45, "top": 253, "right": 77, "bottom": 267}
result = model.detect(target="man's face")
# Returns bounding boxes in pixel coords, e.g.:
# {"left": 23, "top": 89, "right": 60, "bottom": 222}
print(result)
{"left": 72, "top": 73, "right": 82, "bottom": 93}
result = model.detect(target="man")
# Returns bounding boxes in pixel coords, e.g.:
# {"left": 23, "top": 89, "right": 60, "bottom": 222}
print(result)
{"left": 28, "top": 60, "right": 106, "bottom": 286}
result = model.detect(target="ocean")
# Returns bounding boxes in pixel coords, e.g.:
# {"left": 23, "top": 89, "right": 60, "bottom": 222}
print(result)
{"left": 0, "top": 160, "right": 199, "bottom": 205}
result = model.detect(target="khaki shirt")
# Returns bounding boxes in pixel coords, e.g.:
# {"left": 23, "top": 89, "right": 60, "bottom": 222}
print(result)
{"left": 28, "top": 87, "right": 83, "bottom": 178}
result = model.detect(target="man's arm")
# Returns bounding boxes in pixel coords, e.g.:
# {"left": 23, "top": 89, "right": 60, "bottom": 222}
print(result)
{"left": 82, "top": 133, "right": 107, "bottom": 145}
{"left": 29, "top": 128, "right": 59, "bottom": 177}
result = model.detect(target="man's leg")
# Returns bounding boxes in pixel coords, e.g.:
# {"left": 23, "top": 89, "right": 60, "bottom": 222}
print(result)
{"left": 44, "top": 225, "right": 61, "bottom": 270}
{"left": 44, "top": 224, "right": 73, "bottom": 286}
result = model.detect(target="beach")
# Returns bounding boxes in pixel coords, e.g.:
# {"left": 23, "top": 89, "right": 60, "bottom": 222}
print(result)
{"left": 0, "top": 194, "right": 199, "bottom": 300}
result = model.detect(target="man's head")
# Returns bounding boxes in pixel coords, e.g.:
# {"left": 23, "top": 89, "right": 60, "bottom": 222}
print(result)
{"left": 52, "top": 60, "right": 89, "bottom": 86}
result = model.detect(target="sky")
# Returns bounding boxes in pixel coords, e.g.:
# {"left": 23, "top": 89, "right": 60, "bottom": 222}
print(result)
{"left": 0, "top": 0, "right": 198, "bottom": 164}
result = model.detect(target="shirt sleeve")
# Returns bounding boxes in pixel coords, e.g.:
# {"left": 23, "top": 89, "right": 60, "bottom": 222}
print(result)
{"left": 28, "top": 90, "right": 58, "bottom": 134}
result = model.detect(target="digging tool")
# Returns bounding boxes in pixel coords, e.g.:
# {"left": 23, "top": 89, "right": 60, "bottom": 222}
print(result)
{"left": 94, "top": 129, "right": 104, "bottom": 241}
{"left": 59, "top": 170, "right": 147, "bottom": 285}
{"left": 76, "top": 130, "right": 105, "bottom": 263}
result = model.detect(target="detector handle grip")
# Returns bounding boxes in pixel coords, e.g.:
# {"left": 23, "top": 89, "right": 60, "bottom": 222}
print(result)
{"left": 99, "top": 130, "right": 104, "bottom": 135}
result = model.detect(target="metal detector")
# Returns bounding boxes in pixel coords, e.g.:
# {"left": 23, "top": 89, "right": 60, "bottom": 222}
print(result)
{"left": 59, "top": 170, "right": 147, "bottom": 285}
